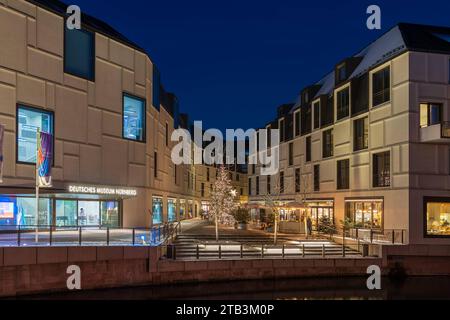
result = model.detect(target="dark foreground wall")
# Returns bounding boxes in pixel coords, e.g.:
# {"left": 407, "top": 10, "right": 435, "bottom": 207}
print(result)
{"left": 0, "top": 245, "right": 449, "bottom": 297}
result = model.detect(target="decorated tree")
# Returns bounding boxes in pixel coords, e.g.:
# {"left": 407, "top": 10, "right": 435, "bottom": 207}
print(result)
{"left": 210, "top": 165, "right": 238, "bottom": 241}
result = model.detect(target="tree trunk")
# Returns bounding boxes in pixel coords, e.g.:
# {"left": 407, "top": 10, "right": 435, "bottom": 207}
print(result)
{"left": 215, "top": 212, "right": 219, "bottom": 242}
{"left": 274, "top": 213, "right": 278, "bottom": 245}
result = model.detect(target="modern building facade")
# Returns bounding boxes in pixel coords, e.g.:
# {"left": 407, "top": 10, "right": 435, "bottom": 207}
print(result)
{"left": 249, "top": 23, "right": 450, "bottom": 245}
{"left": 0, "top": 0, "right": 247, "bottom": 229}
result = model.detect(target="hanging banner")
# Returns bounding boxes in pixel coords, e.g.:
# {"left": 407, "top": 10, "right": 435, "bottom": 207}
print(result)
{"left": 0, "top": 125, "right": 4, "bottom": 184}
{"left": 37, "top": 131, "right": 53, "bottom": 187}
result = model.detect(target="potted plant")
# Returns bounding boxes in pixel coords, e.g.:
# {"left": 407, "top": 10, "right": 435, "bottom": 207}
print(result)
{"left": 233, "top": 207, "right": 251, "bottom": 230}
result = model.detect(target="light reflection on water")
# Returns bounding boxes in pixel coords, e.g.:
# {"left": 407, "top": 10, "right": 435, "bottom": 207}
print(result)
{"left": 14, "top": 276, "right": 450, "bottom": 300}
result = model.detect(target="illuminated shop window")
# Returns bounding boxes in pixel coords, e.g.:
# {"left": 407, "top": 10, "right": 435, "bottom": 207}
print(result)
{"left": 425, "top": 199, "right": 450, "bottom": 237}
{"left": 345, "top": 200, "right": 383, "bottom": 229}
{"left": 168, "top": 199, "right": 176, "bottom": 222}
{"left": 17, "top": 106, "right": 54, "bottom": 164}
{"left": 123, "top": 94, "right": 146, "bottom": 142}
{"left": 152, "top": 197, "right": 163, "bottom": 225}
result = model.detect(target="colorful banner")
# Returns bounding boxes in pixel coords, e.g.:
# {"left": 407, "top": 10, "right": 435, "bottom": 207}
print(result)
{"left": 0, "top": 125, "right": 4, "bottom": 183}
{"left": 37, "top": 131, "right": 53, "bottom": 187}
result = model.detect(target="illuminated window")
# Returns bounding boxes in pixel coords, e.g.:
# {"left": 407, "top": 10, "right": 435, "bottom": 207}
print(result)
{"left": 168, "top": 199, "right": 176, "bottom": 222}
{"left": 152, "top": 197, "right": 163, "bottom": 225}
{"left": 123, "top": 94, "right": 146, "bottom": 142}
{"left": 17, "top": 106, "right": 54, "bottom": 164}
{"left": 425, "top": 198, "right": 450, "bottom": 237}
{"left": 345, "top": 200, "right": 383, "bottom": 229}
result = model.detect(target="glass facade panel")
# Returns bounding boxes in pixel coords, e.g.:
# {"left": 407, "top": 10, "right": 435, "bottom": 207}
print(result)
{"left": 56, "top": 200, "right": 77, "bottom": 227}
{"left": 17, "top": 106, "right": 53, "bottom": 164}
{"left": 123, "top": 95, "right": 146, "bottom": 141}
{"left": 78, "top": 201, "right": 100, "bottom": 226}
{"left": 152, "top": 197, "right": 163, "bottom": 225}
{"left": 101, "top": 201, "right": 119, "bottom": 227}
{"left": 168, "top": 199, "right": 176, "bottom": 222}
{"left": 426, "top": 200, "right": 450, "bottom": 236}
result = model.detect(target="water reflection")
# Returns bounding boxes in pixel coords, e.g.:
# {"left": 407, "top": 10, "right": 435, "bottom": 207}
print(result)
{"left": 13, "top": 276, "right": 450, "bottom": 300}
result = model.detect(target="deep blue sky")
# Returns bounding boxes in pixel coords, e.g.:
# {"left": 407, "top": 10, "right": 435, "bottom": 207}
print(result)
{"left": 70, "top": 0, "right": 450, "bottom": 132}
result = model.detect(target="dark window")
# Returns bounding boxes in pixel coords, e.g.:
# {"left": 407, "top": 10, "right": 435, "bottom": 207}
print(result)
{"left": 154, "top": 151, "right": 158, "bottom": 178}
{"left": 64, "top": 28, "right": 94, "bottom": 80}
{"left": 372, "top": 67, "right": 390, "bottom": 107}
{"left": 266, "top": 176, "right": 271, "bottom": 195}
{"left": 420, "top": 103, "right": 442, "bottom": 127}
{"left": 248, "top": 178, "right": 252, "bottom": 196}
{"left": 336, "top": 87, "right": 350, "bottom": 120}
{"left": 322, "top": 129, "right": 334, "bottom": 158}
{"left": 295, "top": 168, "right": 300, "bottom": 193}
{"left": 373, "top": 151, "right": 390, "bottom": 188}
{"left": 267, "top": 126, "right": 272, "bottom": 148}
{"left": 351, "top": 73, "right": 369, "bottom": 116}
{"left": 289, "top": 142, "right": 294, "bottom": 166}
{"left": 314, "top": 165, "right": 320, "bottom": 192}
{"left": 201, "top": 183, "right": 205, "bottom": 197}
{"left": 279, "top": 119, "right": 285, "bottom": 142}
{"left": 256, "top": 177, "right": 260, "bottom": 195}
{"left": 17, "top": 105, "right": 54, "bottom": 164}
{"left": 354, "top": 117, "right": 369, "bottom": 151}
{"left": 240, "top": 188, "right": 243, "bottom": 196}
{"left": 123, "top": 94, "right": 146, "bottom": 142}
{"left": 306, "top": 136, "right": 311, "bottom": 162}
{"left": 279, "top": 172, "right": 284, "bottom": 194}
{"left": 337, "top": 159, "right": 350, "bottom": 190}
{"left": 294, "top": 111, "right": 300, "bottom": 136}
{"left": 207, "top": 168, "right": 210, "bottom": 181}
{"left": 301, "top": 105, "right": 312, "bottom": 135}
{"left": 321, "top": 95, "right": 334, "bottom": 127}
{"left": 313, "top": 101, "right": 320, "bottom": 129}
{"left": 236, "top": 174, "right": 240, "bottom": 181}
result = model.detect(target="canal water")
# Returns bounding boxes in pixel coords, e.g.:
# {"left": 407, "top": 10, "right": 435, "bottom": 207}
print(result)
{"left": 14, "top": 276, "right": 450, "bottom": 300}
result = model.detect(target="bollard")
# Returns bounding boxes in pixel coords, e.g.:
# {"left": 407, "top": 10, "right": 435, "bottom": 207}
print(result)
{"left": 240, "top": 244, "right": 243, "bottom": 259}
{"left": 107, "top": 227, "right": 110, "bottom": 246}
{"left": 79, "top": 227, "right": 82, "bottom": 246}
{"left": 219, "top": 245, "right": 222, "bottom": 259}
{"left": 132, "top": 228, "right": 136, "bottom": 246}
{"left": 49, "top": 227, "right": 53, "bottom": 246}
{"left": 302, "top": 244, "right": 305, "bottom": 258}
{"left": 196, "top": 244, "right": 200, "bottom": 259}
{"left": 261, "top": 244, "right": 264, "bottom": 258}
{"left": 282, "top": 244, "right": 285, "bottom": 259}
{"left": 322, "top": 244, "right": 325, "bottom": 258}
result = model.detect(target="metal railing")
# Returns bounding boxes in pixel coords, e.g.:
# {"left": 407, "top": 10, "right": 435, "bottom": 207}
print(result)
{"left": 0, "top": 222, "right": 182, "bottom": 247}
{"left": 316, "top": 225, "right": 407, "bottom": 245}
{"left": 162, "top": 241, "right": 363, "bottom": 261}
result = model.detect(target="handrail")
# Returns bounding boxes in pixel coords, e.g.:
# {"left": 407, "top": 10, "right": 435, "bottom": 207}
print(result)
{"left": 314, "top": 225, "right": 407, "bottom": 245}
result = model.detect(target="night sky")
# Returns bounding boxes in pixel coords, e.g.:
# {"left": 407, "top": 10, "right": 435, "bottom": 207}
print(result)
{"left": 69, "top": 0, "right": 450, "bottom": 132}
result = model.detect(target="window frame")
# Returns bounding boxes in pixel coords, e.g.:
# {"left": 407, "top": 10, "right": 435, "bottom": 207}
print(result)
{"left": 122, "top": 93, "right": 147, "bottom": 143}
{"left": 63, "top": 26, "right": 95, "bottom": 81}
{"left": 372, "top": 151, "right": 391, "bottom": 188}
{"left": 288, "top": 142, "right": 294, "bottom": 166}
{"left": 353, "top": 116, "right": 369, "bottom": 152}
{"left": 372, "top": 66, "right": 391, "bottom": 108}
{"left": 306, "top": 136, "right": 312, "bottom": 162}
{"left": 294, "top": 110, "right": 300, "bottom": 137}
{"left": 419, "top": 103, "right": 443, "bottom": 128}
{"left": 16, "top": 104, "right": 55, "bottom": 166}
{"left": 337, "top": 159, "right": 350, "bottom": 190}
{"left": 322, "top": 129, "right": 334, "bottom": 159}
{"left": 314, "top": 164, "right": 320, "bottom": 192}
{"left": 336, "top": 86, "right": 350, "bottom": 121}
{"left": 313, "top": 100, "right": 321, "bottom": 129}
